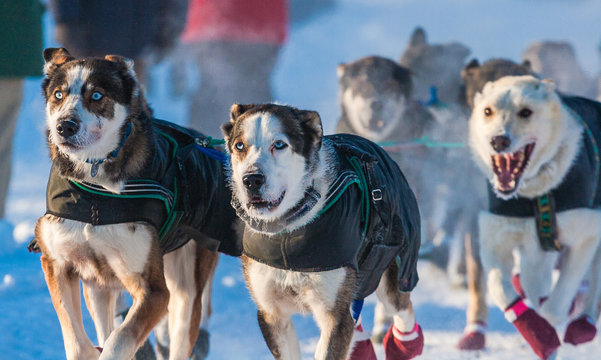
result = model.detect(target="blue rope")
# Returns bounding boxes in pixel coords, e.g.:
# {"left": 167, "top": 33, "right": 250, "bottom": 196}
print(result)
{"left": 193, "top": 143, "right": 228, "bottom": 163}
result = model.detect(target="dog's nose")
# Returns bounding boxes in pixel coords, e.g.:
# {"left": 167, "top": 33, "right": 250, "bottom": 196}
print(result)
{"left": 243, "top": 173, "right": 265, "bottom": 189}
{"left": 490, "top": 135, "right": 511, "bottom": 152}
{"left": 56, "top": 120, "right": 80, "bottom": 137}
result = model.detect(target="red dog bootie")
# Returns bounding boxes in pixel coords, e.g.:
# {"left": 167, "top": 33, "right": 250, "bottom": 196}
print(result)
{"left": 505, "top": 299, "right": 559, "bottom": 359}
{"left": 564, "top": 315, "right": 597, "bottom": 345}
{"left": 457, "top": 321, "right": 486, "bottom": 350}
{"left": 348, "top": 324, "right": 377, "bottom": 360}
{"left": 383, "top": 322, "right": 424, "bottom": 360}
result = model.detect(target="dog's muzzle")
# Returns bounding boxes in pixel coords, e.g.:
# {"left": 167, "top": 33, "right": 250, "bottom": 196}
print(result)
{"left": 56, "top": 119, "right": 80, "bottom": 138}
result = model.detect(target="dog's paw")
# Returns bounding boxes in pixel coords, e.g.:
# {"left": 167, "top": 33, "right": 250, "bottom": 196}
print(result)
{"left": 505, "top": 299, "right": 560, "bottom": 359}
{"left": 383, "top": 323, "right": 424, "bottom": 360}
{"left": 564, "top": 315, "right": 597, "bottom": 345}
{"left": 348, "top": 339, "right": 377, "bottom": 360}
{"left": 457, "top": 322, "right": 486, "bottom": 351}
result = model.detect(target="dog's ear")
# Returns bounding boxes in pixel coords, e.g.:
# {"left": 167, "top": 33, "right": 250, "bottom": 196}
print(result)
{"left": 43, "top": 48, "right": 74, "bottom": 74}
{"left": 223, "top": 104, "right": 255, "bottom": 142}
{"left": 461, "top": 58, "right": 480, "bottom": 80}
{"left": 522, "top": 59, "right": 532, "bottom": 72}
{"left": 409, "top": 27, "right": 426, "bottom": 47}
{"left": 297, "top": 109, "right": 323, "bottom": 151}
{"left": 337, "top": 63, "right": 346, "bottom": 78}
{"left": 230, "top": 104, "right": 255, "bottom": 121}
{"left": 105, "top": 55, "right": 136, "bottom": 75}
{"left": 465, "top": 58, "right": 480, "bottom": 71}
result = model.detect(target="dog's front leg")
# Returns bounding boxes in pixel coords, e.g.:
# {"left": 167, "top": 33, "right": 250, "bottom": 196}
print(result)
{"left": 308, "top": 268, "right": 355, "bottom": 360}
{"left": 540, "top": 236, "right": 601, "bottom": 326}
{"left": 41, "top": 255, "right": 99, "bottom": 359}
{"left": 99, "top": 241, "right": 169, "bottom": 359}
{"left": 479, "top": 212, "right": 521, "bottom": 309}
{"left": 82, "top": 283, "right": 118, "bottom": 347}
{"left": 257, "top": 309, "right": 302, "bottom": 360}
{"left": 518, "top": 245, "right": 556, "bottom": 308}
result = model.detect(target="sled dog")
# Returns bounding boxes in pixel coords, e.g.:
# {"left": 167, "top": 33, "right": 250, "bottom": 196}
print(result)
{"left": 34, "top": 48, "right": 240, "bottom": 359}
{"left": 469, "top": 75, "right": 601, "bottom": 359}
{"left": 223, "top": 103, "right": 424, "bottom": 360}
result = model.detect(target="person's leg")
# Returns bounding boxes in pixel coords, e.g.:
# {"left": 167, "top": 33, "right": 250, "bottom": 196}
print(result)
{"left": 0, "top": 78, "right": 23, "bottom": 219}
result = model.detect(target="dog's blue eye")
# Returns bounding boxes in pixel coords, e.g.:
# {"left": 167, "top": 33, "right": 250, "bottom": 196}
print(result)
{"left": 235, "top": 142, "right": 245, "bottom": 151}
{"left": 91, "top": 91, "right": 103, "bottom": 101}
{"left": 273, "top": 140, "right": 287, "bottom": 150}
{"left": 54, "top": 91, "right": 63, "bottom": 100}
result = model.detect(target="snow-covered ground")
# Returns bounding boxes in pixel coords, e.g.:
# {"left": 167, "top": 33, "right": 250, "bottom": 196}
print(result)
{"left": 2, "top": 0, "right": 601, "bottom": 359}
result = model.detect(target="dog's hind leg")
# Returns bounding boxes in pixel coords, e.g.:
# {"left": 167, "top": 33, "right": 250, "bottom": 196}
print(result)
{"left": 41, "top": 255, "right": 99, "bottom": 359}
{"left": 163, "top": 239, "right": 218, "bottom": 360}
{"left": 308, "top": 268, "right": 355, "bottom": 360}
{"left": 376, "top": 261, "right": 424, "bottom": 360}
{"left": 82, "top": 283, "right": 118, "bottom": 347}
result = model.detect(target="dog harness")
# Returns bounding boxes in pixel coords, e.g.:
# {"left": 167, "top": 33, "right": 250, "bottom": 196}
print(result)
{"left": 488, "top": 96, "right": 601, "bottom": 251}
{"left": 45, "top": 119, "right": 241, "bottom": 256}
{"left": 239, "top": 134, "right": 421, "bottom": 299}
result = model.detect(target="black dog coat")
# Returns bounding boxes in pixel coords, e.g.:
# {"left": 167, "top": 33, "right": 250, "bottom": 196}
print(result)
{"left": 45, "top": 119, "right": 241, "bottom": 256}
{"left": 239, "top": 134, "right": 421, "bottom": 300}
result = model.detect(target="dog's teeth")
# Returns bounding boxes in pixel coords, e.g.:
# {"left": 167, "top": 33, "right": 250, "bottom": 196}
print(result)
{"left": 519, "top": 151, "right": 525, "bottom": 161}
{"left": 509, "top": 179, "right": 515, "bottom": 188}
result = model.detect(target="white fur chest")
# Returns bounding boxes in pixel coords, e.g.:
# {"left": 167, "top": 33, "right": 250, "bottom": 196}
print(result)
{"left": 244, "top": 257, "right": 347, "bottom": 315}
{"left": 38, "top": 215, "right": 152, "bottom": 284}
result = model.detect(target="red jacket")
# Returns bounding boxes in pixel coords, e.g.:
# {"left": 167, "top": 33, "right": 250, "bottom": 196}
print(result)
{"left": 181, "top": 0, "right": 288, "bottom": 45}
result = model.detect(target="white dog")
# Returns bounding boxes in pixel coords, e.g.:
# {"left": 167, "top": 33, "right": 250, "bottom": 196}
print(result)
{"left": 469, "top": 75, "right": 601, "bottom": 359}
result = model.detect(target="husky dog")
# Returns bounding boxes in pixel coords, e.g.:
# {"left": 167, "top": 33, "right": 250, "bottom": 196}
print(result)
{"left": 335, "top": 56, "right": 435, "bottom": 207}
{"left": 469, "top": 75, "right": 601, "bottom": 359}
{"left": 400, "top": 27, "right": 470, "bottom": 104}
{"left": 456, "top": 58, "right": 533, "bottom": 351}
{"left": 523, "top": 41, "right": 598, "bottom": 99}
{"left": 35, "top": 48, "right": 240, "bottom": 359}
{"left": 223, "top": 103, "right": 424, "bottom": 360}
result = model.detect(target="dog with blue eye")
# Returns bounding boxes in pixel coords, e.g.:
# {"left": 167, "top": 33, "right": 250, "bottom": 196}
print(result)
{"left": 222, "top": 103, "right": 424, "bottom": 360}
{"left": 34, "top": 47, "right": 241, "bottom": 359}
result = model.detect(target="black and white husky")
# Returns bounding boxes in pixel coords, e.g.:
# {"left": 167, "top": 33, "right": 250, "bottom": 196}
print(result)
{"left": 223, "top": 103, "right": 424, "bottom": 360}
{"left": 469, "top": 75, "right": 601, "bottom": 359}
{"left": 35, "top": 48, "right": 239, "bottom": 359}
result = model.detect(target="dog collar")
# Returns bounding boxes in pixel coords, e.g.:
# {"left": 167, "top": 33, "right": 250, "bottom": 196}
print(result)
{"left": 85, "top": 122, "right": 132, "bottom": 177}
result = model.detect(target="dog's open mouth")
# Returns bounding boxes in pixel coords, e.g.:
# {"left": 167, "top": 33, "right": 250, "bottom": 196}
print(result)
{"left": 491, "top": 143, "right": 535, "bottom": 194}
{"left": 248, "top": 191, "right": 286, "bottom": 211}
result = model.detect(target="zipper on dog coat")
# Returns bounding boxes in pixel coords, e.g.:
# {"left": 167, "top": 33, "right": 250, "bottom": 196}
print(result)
{"left": 488, "top": 96, "right": 601, "bottom": 251}
{"left": 44, "top": 119, "right": 241, "bottom": 255}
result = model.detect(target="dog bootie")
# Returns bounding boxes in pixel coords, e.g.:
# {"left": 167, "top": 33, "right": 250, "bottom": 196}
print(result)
{"left": 457, "top": 321, "right": 486, "bottom": 350}
{"left": 564, "top": 315, "right": 597, "bottom": 345}
{"left": 348, "top": 324, "right": 377, "bottom": 360}
{"left": 383, "top": 322, "right": 424, "bottom": 360}
{"left": 505, "top": 299, "right": 559, "bottom": 359}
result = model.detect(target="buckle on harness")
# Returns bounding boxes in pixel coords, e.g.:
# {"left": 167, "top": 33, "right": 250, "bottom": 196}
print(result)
{"left": 371, "top": 189, "right": 382, "bottom": 201}
{"left": 195, "top": 137, "right": 209, "bottom": 147}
